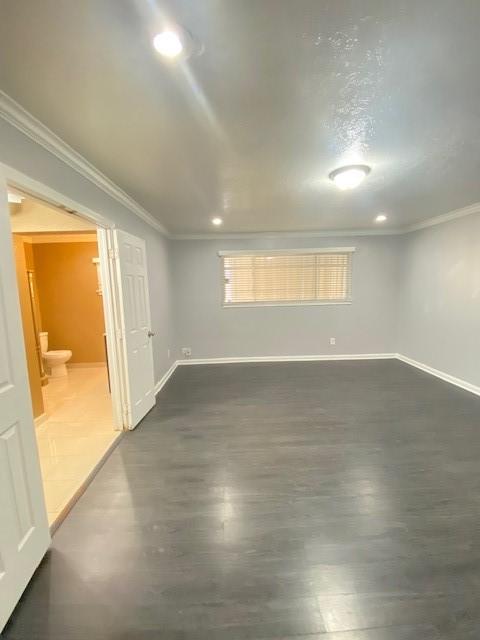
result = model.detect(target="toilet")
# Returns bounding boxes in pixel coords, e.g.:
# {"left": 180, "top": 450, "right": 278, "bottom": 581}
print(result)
{"left": 39, "top": 332, "right": 72, "bottom": 378}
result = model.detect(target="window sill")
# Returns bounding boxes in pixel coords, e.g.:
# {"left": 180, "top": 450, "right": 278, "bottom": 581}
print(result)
{"left": 222, "top": 301, "right": 352, "bottom": 308}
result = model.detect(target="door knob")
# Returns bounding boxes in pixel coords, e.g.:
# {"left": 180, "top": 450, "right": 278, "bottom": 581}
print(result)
{"left": 147, "top": 330, "right": 155, "bottom": 337}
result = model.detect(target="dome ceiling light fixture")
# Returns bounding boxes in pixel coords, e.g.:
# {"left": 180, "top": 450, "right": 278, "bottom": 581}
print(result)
{"left": 375, "top": 214, "right": 387, "bottom": 223}
{"left": 153, "top": 26, "right": 204, "bottom": 61}
{"left": 211, "top": 217, "right": 223, "bottom": 226}
{"left": 329, "top": 164, "right": 371, "bottom": 190}
{"left": 7, "top": 191, "right": 24, "bottom": 204}
{"left": 153, "top": 30, "right": 183, "bottom": 58}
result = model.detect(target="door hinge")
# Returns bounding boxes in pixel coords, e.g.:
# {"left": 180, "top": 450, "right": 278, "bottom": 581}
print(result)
{"left": 109, "top": 247, "right": 119, "bottom": 260}
{"left": 116, "top": 328, "right": 124, "bottom": 341}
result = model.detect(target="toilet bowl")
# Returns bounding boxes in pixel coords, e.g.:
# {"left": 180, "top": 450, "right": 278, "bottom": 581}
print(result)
{"left": 39, "top": 332, "right": 72, "bottom": 378}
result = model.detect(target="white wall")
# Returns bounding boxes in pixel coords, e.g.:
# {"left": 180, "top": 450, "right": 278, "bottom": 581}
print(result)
{"left": 398, "top": 213, "right": 480, "bottom": 387}
{"left": 171, "top": 235, "right": 401, "bottom": 360}
{"left": 0, "top": 119, "right": 173, "bottom": 382}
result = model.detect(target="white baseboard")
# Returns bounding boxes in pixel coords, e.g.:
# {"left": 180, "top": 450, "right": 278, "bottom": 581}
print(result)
{"left": 396, "top": 353, "right": 480, "bottom": 397}
{"left": 154, "top": 353, "right": 480, "bottom": 400}
{"left": 34, "top": 412, "right": 47, "bottom": 428}
{"left": 154, "top": 361, "right": 178, "bottom": 395}
{"left": 176, "top": 353, "right": 396, "bottom": 366}
{"left": 154, "top": 354, "right": 395, "bottom": 394}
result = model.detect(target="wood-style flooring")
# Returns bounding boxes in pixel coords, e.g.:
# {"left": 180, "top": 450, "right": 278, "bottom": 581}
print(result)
{"left": 4, "top": 360, "right": 480, "bottom": 639}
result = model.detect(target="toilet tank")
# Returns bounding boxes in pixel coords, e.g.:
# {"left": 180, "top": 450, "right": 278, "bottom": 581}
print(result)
{"left": 39, "top": 332, "right": 48, "bottom": 354}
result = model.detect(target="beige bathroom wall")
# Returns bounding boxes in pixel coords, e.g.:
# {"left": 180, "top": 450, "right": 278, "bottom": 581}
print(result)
{"left": 33, "top": 241, "right": 106, "bottom": 363}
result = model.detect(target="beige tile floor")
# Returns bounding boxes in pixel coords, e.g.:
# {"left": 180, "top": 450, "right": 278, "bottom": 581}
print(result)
{"left": 36, "top": 366, "right": 119, "bottom": 525}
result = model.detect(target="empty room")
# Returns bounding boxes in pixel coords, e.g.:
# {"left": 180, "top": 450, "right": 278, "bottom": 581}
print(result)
{"left": 0, "top": 2, "right": 479, "bottom": 639}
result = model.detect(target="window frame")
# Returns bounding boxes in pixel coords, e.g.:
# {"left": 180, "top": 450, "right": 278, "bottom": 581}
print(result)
{"left": 219, "top": 247, "right": 355, "bottom": 308}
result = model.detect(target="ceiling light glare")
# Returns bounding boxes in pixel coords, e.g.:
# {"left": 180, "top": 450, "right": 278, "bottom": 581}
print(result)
{"left": 211, "top": 217, "right": 223, "bottom": 226}
{"left": 153, "top": 31, "right": 183, "bottom": 58}
{"left": 375, "top": 214, "right": 387, "bottom": 223}
{"left": 329, "top": 164, "right": 371, "bottom": 190}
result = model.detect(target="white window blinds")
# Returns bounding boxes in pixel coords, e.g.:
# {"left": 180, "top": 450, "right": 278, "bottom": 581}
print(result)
{"left": 221, "top": 248, "right": 354, "bottom": 306}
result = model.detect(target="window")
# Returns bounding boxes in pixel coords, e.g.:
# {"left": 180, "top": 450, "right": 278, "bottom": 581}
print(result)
{"left": 220, "top": 248, "right": 354, "bottom": 307}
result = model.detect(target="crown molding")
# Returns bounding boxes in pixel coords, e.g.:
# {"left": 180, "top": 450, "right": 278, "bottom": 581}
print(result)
{"left": 2, "top": 92, "right": 479, "bottom": 242}
{"left": 169, "top": 228, "right": 402, "bottom": 240}
{"left": 0, "top": 91, "right": 168, "bottom": 236}
{"left": 402, "top": 201, "right": 480, "bottom": 233}
{"left": 171, "top": 201, "right": 480, "bottom": 240}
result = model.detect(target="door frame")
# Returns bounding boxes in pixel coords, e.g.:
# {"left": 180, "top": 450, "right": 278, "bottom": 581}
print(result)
{"left": 1, "top": 162, "right": 128, "bottom": 431}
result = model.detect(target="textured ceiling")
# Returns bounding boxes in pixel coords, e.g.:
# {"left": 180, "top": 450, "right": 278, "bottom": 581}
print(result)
{"left": 1, "top": 0, "right": 479, "bottom": 234}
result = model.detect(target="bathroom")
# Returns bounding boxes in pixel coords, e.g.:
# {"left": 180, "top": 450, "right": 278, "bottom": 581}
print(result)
{"left": 9, "top": 191, "right": 118, "bottom": 526}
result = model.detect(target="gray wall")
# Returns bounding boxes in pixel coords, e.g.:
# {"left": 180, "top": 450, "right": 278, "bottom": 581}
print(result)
{"left": 0, "top": 119, "right": 173, "bottom": 382}
{"left": 171, "top": 235, "right": 401, "bottom": 360}
{"left": 4, "top": 118, "right": 478, "bottom": 387}
{"left": 398, "top": 213, "right": 480, "bottom": 387}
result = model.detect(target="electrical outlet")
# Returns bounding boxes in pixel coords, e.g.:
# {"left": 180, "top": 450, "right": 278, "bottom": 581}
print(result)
{"left": 181, "top": 347, "right": 192, "bottom": 358}
{"left": 330, "top": 337, "right": 336, "bottom": 345}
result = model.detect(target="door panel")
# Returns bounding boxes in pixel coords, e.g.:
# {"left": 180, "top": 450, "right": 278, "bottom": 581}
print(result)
{"left": 1, "top": 422, "right": 35, "bottom": 545}
{"left": 114, "top": 230, "right": 155, "bottom": 428}
{"left": 0, "top": 175, "right": 50, "bottom": 632}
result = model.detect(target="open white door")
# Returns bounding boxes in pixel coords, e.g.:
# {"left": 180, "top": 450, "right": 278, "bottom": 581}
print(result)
{"left": 0, "top": 176, "right": 50, "bottom": 631}
{"left": 113, "top": 229, "right": 155, "bottom": 428}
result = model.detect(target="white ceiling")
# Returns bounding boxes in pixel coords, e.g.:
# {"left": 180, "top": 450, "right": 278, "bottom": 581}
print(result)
{"left": 1, "top": 0, "right": 479, "bottom": 234}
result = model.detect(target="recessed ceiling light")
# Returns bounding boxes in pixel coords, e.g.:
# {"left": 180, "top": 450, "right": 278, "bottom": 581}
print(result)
{"left": 153, "top": 31, "right": 183, "bottom": 58}
{"left": 375, "top": 214, "right": 387, "bottom": 223}
{"left": 329, "top": 164, "right": 371, "bottom": 190}
{"left": 7, "top": 192, "right": 24, "bottom": 204}
{"left": 211, "top": 217, "right": 223, "bottom": 226}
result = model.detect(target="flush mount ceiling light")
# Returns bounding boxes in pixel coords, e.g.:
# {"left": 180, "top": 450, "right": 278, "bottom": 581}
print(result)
{"left": 153, "top": 30, "right": 183, "bottom": 58}
{"left": 153, "top": 26, "right": 203, "bottom": 61}
{"left": 329, "top": 165, "right": 371, "bottom": 190}
{"left": 375, "top": 214, "right": 387, "bottom": 223}
{"left": 211, "top": 217, "right": 223, "bottom": 226}
{"left": 7, "top": 192, "right": 24, "bottom": 204}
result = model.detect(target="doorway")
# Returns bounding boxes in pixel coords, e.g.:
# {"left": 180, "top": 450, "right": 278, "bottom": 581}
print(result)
{"left": 8, "top": 189, "right": 121, "bottom": 528}
{"left": 1, "top": 170, "right": 158, "bottom": 632}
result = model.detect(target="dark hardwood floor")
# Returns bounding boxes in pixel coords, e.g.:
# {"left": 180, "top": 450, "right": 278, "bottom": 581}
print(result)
{"left": 4, "top": 359, "right": 480, "bottom": 639}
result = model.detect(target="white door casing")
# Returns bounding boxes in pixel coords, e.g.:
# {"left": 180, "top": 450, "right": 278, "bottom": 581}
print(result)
{"left": 0, "top": 176, "right": 50, "bottom": 632}
{"left": 113, "top": 229, "right": 155, "bottom": 428}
